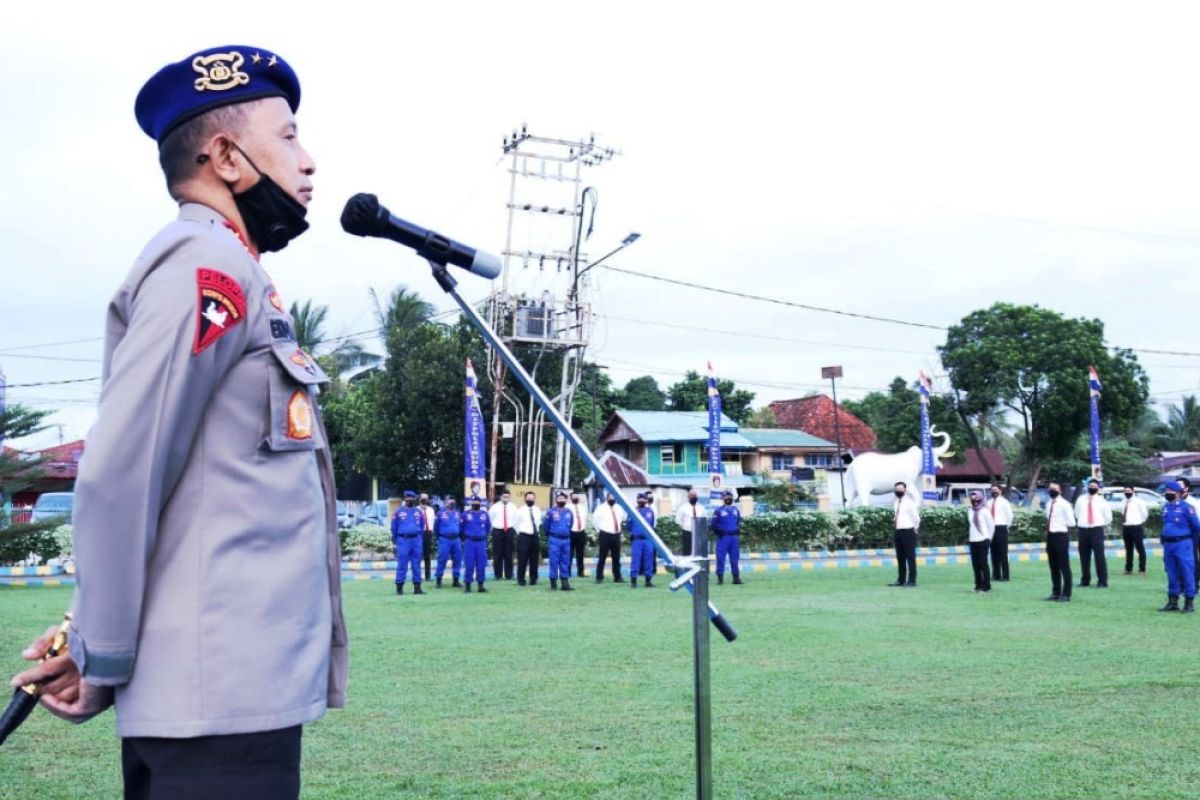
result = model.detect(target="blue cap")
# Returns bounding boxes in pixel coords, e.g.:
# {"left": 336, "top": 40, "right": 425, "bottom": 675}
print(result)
{"left": 403, "top": 490, "right": 417, "bottom": 499}
{"left": 444, "top": 495, "right": 456, "bottom": 502}
{"left": 1165, "top": 481, "right": 1183, "bottom": 493}
{"left": 135, "top": 45, "right": 301, "bottom": 143}
{"left": 723, "top": 490, "right": 734, "bottom": 498}
{"left": 469, "top": 495, "right": 484, "bottom": 504}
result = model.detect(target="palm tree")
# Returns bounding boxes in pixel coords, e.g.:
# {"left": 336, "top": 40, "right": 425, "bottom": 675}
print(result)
{"left": 1167, "top": 396, "right": 1200, "bottom": 450}
{"left": 289, "top": 299, "right": 381, "bottom": 376}
{"left": 370, "top": 286, "right": 435, "bottom": 333}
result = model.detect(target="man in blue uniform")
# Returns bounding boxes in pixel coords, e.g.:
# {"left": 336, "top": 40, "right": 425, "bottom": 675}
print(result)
{"left": 711, "top": 490, "right": 744, "bottom": 585}
{"left": 434, "top": 495, "right": 463, "bottom": 589}
{"left": 461, "top": 495, "right": 491, "bottom": 593}
{"left": 629, "top": 492, "right": 657, "bottom": 588}
{"left": 543, "top": 490, "right": 576, "bottom": 591}
{"left": 392, "top": 491, "right": 425, "bottom": 595}
{"left": 1158, "top": 481, "right": 1200, "bottom": 612}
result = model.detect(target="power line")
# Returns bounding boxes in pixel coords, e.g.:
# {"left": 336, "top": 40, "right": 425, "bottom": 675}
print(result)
{"left": 0, "top": 336, "right": 103, "bottom": 354}
{"left": 601, "top": 356, "right": 879, "bottom": 395}
{"left": 4, "top": 377, "right": 101, "bottom": 388}
{"left": 0, "top": 353, "right": 102, "bottom": 363}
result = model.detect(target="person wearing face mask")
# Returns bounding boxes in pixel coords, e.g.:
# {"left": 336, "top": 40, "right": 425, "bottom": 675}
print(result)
{"left": 461, "top": 496, "right": 492, "bottom": 593}
{"left": 392, "top": 491, "right": 426, "bottom": 596}
{"left": 433, "top": 495, "right": 463, "bottom": 589}
{"left": 418, "top": 493, "right": 437, "bottom": 582}
{"left": 542, "top": 491, "right": 575, "bottom": 591}
{"left": 889, "top": 482, "right": 921, "bottom": 588}
{"left": 488, "top": 490, "right": 519, "bottom": 581}
{"left": 711, "top": 490, "right": 744, "bottom": 585}
{"left": 592, "top": 492, "right": 627, "bottom": 583}
{"left": 1073, "top": 479, "right": 1113, "bottom": 588}
{"left": 1157, "top": 481, "right": 1200, "bottom": 612}
{"left": 1044, "top": 482, "right": 1077, "bottom": 602}
{"left": 514, "top": 491, "right": 543, "bottom": 586}
{"left": 967, "top": 491, "right": 995, "bottom": 593}
{"left": 568, "top": 492, "right": 590, "bottom": 579}
{"left": 1119, "top": 486, "right": 1149, "bottom": 575}
{"left": 1178, "top": 478, "right": 1200, "bottom": 592}
{"left": 6, "top": 47, "right": 347, "bottom": 794}
{"left": 987, "top": 484, "right": 1014, "bottom": 582}
{"left": 628, "top": 492, "right": 658, "bottom": 588}
{"left": 674, "top": 489, "right": 708, "bottom": 556}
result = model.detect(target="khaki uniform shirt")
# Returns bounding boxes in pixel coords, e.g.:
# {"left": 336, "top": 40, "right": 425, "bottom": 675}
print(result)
{"left": 67, "top": 203, "right": 348, "bottom": 737}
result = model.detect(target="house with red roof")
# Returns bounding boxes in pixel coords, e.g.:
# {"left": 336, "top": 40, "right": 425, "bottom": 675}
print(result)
{"left": 767, "top": 395, "right": 877, "bottom": 451}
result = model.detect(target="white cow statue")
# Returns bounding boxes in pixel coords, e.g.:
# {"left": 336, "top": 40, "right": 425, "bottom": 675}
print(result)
{"left": 842, "top": 426, "right": 953, "bottom": 507}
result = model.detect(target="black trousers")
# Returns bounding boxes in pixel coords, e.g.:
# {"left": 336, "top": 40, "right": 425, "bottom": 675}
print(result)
{"left": 680, "top": 530, "right": 693, "bottom": 557}
{"left": 122, "top": 725, "right": 301, "bottom": 800}
{"left": 990, "top": 524, "right": 1010, "bottom": 580}
{"left": 570, "top": 530, "right": 588, "bottom": 576}
{"left": 1077, "top": 526, "right": 1108, "bottom": 586}
{"left": 516, "top": 532, "right": 539, "bottom": 584}
{"left": 422, "top": 531, "right": 433, "bottom": 581}
{"left": 1046, "top": 532, "right": 1072, "bottom": 597}
{"left": 969, "top": 540, "right": 992, "bottom": 591}
{"left": 492, "top": 528, "right": 514, "bottom": 579}
{"left": 893, "top": 528, "right": 917, "bottom": 585}
{"left": 596, "top": 532, "right": 622, "bottom": 580}
{"left": 1122, "top": 525, "right": 1146, "bottom": 573}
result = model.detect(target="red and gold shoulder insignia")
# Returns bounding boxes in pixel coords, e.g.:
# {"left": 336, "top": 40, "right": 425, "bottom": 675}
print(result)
{"left": 268, "top": 287, "right": 285, "bottom": 313}
{"left": 193, "top": 268, "right": 246, "bottom": 355}
{"left": 286, "top": 390, "right": 315, "bottom": 440}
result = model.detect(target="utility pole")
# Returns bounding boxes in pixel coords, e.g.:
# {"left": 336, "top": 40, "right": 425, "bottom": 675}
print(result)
{"left": 821, "top": 366, "right": 847, "bottom": 508}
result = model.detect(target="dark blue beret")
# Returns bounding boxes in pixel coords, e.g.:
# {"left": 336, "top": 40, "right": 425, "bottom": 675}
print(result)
{"left": 722, "top": 490, "right": 734, "bottom": 498}
{"left": 1165, "top": 481, "right": 1183, "bottom": 493}
{"left": 403, "top": 490, "right": 417, "bottom": 499}
{"left": 135, "top": 45, "right": 300, "bottom": 143}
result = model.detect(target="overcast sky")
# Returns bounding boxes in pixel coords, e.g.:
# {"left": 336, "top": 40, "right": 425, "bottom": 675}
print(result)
{"left": 4, "top": 2, "right": 1200, "bottom": 451}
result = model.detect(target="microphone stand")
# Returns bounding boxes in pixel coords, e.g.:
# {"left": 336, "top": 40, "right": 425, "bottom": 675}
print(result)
{"left": 426, "top": 259, "right": 734, "bottom": 800}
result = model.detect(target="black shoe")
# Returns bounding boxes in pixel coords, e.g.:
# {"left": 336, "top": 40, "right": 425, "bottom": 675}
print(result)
{"left": 550, "top": 579, "right": 559, "bottom": 590}
{"left": 717, "top": 574, "right": 725, "bottom": 585}
{"left": 888, "top": 581, "right": 905, "bottom": 587}
{"left": 631, "top": 577, "right": 638, "bottom": 588}
{"left": 1184, "top": 598, "right": 1195, "bottom": 613}
{"left": 478, "top": 584, "right": 488, "bottom": 593}
{"left": 436, "top": 578, "right": 443, "bottom": 588}
{"left": 1160, "top": 597, "right": 1181, "bottom": 612}
{"left": 732, "top": 575, "right": 744, "bottom": 585}
{"left": 578, "top": 572, "right": 588, "bottom": 579}
{"left": 518, "top": 580, "right": 527, "bottom": 587}
{"left": 530, "top": 580, "right": 538, "bottom": 586}
{"left": 453, "top": 578, "right": 461, "bottom": 588}
{"left": 645, "top": 579, "right": 654, "bottom": 588}
{"left": 1056, "top": 595, "right": 1070, "bottom": 603}
{"left": 1124, "top": 570, "right": 1133, "bottom": 575}
{"left": 414, "top": 584, "right": 425, "bottom": 595}
{"left": 614, "top": 576, "right": 625, "bottom": 583}
{"left": 464, "top": 583, "right": 472, "bottom": 593}
{"left": 905, "top": 582, "right": 916, "bottom": 588}
{"left": 1044, "top": 595, "right": 1060, "bottom": 601}
{"left": 595, "top": 576, "right": 603, "bottom": 584}
{"left": 562, "top": 579, "right": 574, "bottom": 591}
{"left": 1077, "top": 582, "right": 1090, "bottom": 588}
{"left": 396, "top": 583, "right": 404, "bottom": 595}
{"left": 1096, "top": 583, "right": 1108, "bottom": 588}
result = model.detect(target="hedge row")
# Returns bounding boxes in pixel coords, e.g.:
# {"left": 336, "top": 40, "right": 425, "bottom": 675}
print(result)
{"left": 0, "top": 524, "right": 74, "bottom": 566}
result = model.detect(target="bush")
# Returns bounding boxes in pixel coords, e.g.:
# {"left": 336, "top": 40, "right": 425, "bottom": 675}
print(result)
{"left": 0, "top": 523, "right": 69, "bottom": 565}
{"left": 341, "top": 524, "right": 393, "bottom": 559}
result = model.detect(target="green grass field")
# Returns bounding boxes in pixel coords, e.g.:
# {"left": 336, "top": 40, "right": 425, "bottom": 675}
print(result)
{"left": 1, "top": 561, "right": 1197, "bottom": 799}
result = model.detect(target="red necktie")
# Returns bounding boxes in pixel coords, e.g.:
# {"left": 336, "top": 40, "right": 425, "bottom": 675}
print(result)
{"left": 973, "top": 507, "right": 980, "bottom": 534}
{"left": 611, "top": 507, "right": 618, "bottom": 532}
{"left": 894, "top": 500, "right": 900, "bottom": 529}
{"left": 990, "top": 499, "right": 996, "bottom": 520}
{"left": 1087, "top": 497, "right": 1094, "bottom": 525}
{"left": 1123, "top": 499, "right": 1129, "bottom": 520}
{"left": 1046, "top": 499, "right": 1055, "bottom": 532}
{"left": 574, "top": 507, "right": 583, "bottom": 532}
{"left": 502, "top": 506, "right": 507, "bottom": 529}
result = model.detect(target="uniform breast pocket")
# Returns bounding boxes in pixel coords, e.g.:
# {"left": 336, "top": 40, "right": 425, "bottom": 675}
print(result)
{"left": 264, "top": 343, "right": 329, "bottom": 452}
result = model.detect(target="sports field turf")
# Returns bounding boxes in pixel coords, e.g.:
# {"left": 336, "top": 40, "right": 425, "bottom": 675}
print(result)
{"left": 1, "top": 561, "right": 1197, "bottom": 799}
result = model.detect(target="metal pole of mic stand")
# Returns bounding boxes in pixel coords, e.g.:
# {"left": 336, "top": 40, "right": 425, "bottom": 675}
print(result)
{"left": 423, "top": 259, "right": 734, "bottom": 800}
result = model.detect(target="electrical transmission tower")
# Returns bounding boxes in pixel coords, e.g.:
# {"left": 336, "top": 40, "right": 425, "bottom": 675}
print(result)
{"left": 486, "top": 125, "right": 619, "bottom": 494}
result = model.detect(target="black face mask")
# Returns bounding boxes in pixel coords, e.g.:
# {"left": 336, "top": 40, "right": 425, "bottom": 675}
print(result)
{"left": 471, "top": 504, "right": 481, "bottom": 511}
{"left": 404, "top": 500, "right": 414, "bottom": 507}
{"left": 607, "top": 499, "right": 615, "bottom": 506}
{"left": 525, "top": 499, "right": 535, "bottom": 507}
{"left": 1087, "top": 487, "right": 1098, "bottom": 495}
{"left": 688, "top": 497, "right": 698, "bottom": 505}
{"left": 991, "top": 491, "right": 1000, "bottom": 498}
{"left": 894, "top": 490, "right": 905, "bottom": 498}
{"left": 1166, "top": 493, "right": 1177, "bottom": 502}
{"left": 229, "top": 144, "right": 309, "bottom": 253}
{"left": 1123, "top": 492, "right": 1133, "bottom": 498}
{"left": 1048, "top": 490, "right": 1060, "bottom": 499}
{"left": 724, "top": 498, "right": 733, "bottom": 505}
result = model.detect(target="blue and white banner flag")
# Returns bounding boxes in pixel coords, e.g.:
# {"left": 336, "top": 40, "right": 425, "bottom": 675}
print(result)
{"left": 918, "top": 371, "right": 938, "bottom": 501}
{"left": 0, "top": 367, "right": 6, "bottom": 453}
{"left": 464, "top": 359, "right": 486, "bottom": 499}
{"left": 1088, "top": 365, "right": 1103, "bottom": 482}
{"left": 707, "top": 362, "right": 724, "bottom": 502}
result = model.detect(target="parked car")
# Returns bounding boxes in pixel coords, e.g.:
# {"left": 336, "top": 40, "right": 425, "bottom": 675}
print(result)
{"left": 336, "top": 501, "right": 355, "bottom": 530}
{"left": 356, "top": 501, "right": 390, "bottom": 527}
{"left": 31, "top": 492, "right": 74, "bottom": 523}
{"left": 1101, "top": 487, "right": 1165, "bottom": 514}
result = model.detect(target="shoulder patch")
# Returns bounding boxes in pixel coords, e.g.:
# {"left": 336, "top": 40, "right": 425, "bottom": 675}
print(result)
{"left": 193, "top": 268, "right": 246, "bottom": 355}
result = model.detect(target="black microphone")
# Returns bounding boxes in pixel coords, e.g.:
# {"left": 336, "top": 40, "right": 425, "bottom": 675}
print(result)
{"left": 340, "top": 193, "right": 501, "bottom": 280}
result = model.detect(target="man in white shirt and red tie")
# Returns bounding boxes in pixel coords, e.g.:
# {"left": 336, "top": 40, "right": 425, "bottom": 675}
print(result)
{"left": 1074, "top": 478, "right": 1113, "bottom": 588}
{"left": 674, "top": 489, "right": 708, "bottom": 556}
{"left": 988, "top": 484, "right": 1014, "bottom": 582}
{"left": 1045, "top": 482, "right": 1077, "bottom": 602}
{"left": 591, "top": 492, "right": 626, "bottom": 583}
{"left": 488, "top": 490, "right": 520, "bottom": 581}
{"left": 514, "top": 491, "right": 543, "bottom": 587}
{"left": 888, "top": 481, "right": 921, "bottom": 588}
{"left": 568, "top": 491, "right": 589, "bottom": 579}
{"left": 967, "top": 491, "right": 995, "bottom": 593}
{"left": 1119, "top": 485, "right": 1150, "bottom": 575}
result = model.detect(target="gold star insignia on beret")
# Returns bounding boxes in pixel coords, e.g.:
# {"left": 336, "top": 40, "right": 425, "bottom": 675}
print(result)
{"left": 251, "top": 52, "right": 262, "bottom": 64}
{"left": 267, "top": 54, "right": 278, "bottom": 68}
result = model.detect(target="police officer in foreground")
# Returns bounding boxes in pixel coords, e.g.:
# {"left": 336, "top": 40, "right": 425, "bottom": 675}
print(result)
{"left": 543, "top": 490, "right": 575, "bottom": 591}
{"left": 1158, "top": 481, "right": 1199, "bottom": 613}
{"left": 629, "top": 492, "right": 657, "bottom": 588}
{"left": 461, "top": 496, "right": 491, "bottom": 593}
{"left": 434, "top": 495, "right": 463, "bottom": 589}
{"left": 711, "top": 490, "right": 744, "bottom": 585}
{"left": 393, "top": 491, "right": 426, "bottom": 595}
{"left": 8, "top": 45, "right": 347, "bottom": 797}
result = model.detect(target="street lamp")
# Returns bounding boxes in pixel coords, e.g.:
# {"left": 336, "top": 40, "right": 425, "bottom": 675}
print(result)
{"left": 575, "top": 231, "right": 642, "bottom": 285}
{"left": 821, "top": 366, "right": 847, "bottom": 508}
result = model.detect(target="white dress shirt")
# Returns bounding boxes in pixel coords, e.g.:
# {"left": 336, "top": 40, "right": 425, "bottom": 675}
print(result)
{"left": 419, "top": 505, "right": 436, "bottom": 532}
{"left": 1074, "top": 492, "right": 1113, "bottom": 528}
{"left": 514, "top": 504, "right": 542, "bottom": 534}
{"left": 488, "top": 500, "right": 521, "bottom": 530}
{"left": 987, "top": 495, "right": 1014, "bottom": 526}
{"left": 1045, "top": 497, "right": 1076, "bottom": 533}
{"left": 968, "top": 503, "right": 996, "bottom": 542}
{"left": 893, "top": 495, "right": 921, "bottom": 530}
{"left": 674, "top": 501, "right": 709, "bottom": 534}
{"left": 592, "top": 502, "right": 627, "bottom": 534}
{"left": 1120, "top": 495, "right": 1149, "bottom": 526}
{"left": 568, "top": 501, "right": 589, "bottom": 532}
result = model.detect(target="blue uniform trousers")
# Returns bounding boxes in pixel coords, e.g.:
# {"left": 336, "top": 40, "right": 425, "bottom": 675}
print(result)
{"left": 436, "top": 536, "right": 462, "bottom": 580}
{"left": 715, "top": 533, "right": 741, "bottom": 577}
{"left": 1163, "top": 537, "right": 1196, "bottom": 598}
{"left": 463, "top": 538, "right": 487, "bottom": 584}
{"left": 630, "top": 538, "right": 655, "bottom": 578}
{"left": 548, "top": 535, "right": 571, "bottom": 580}
{"left": 394, "top": 536, "right": 422, "bottom": 584}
